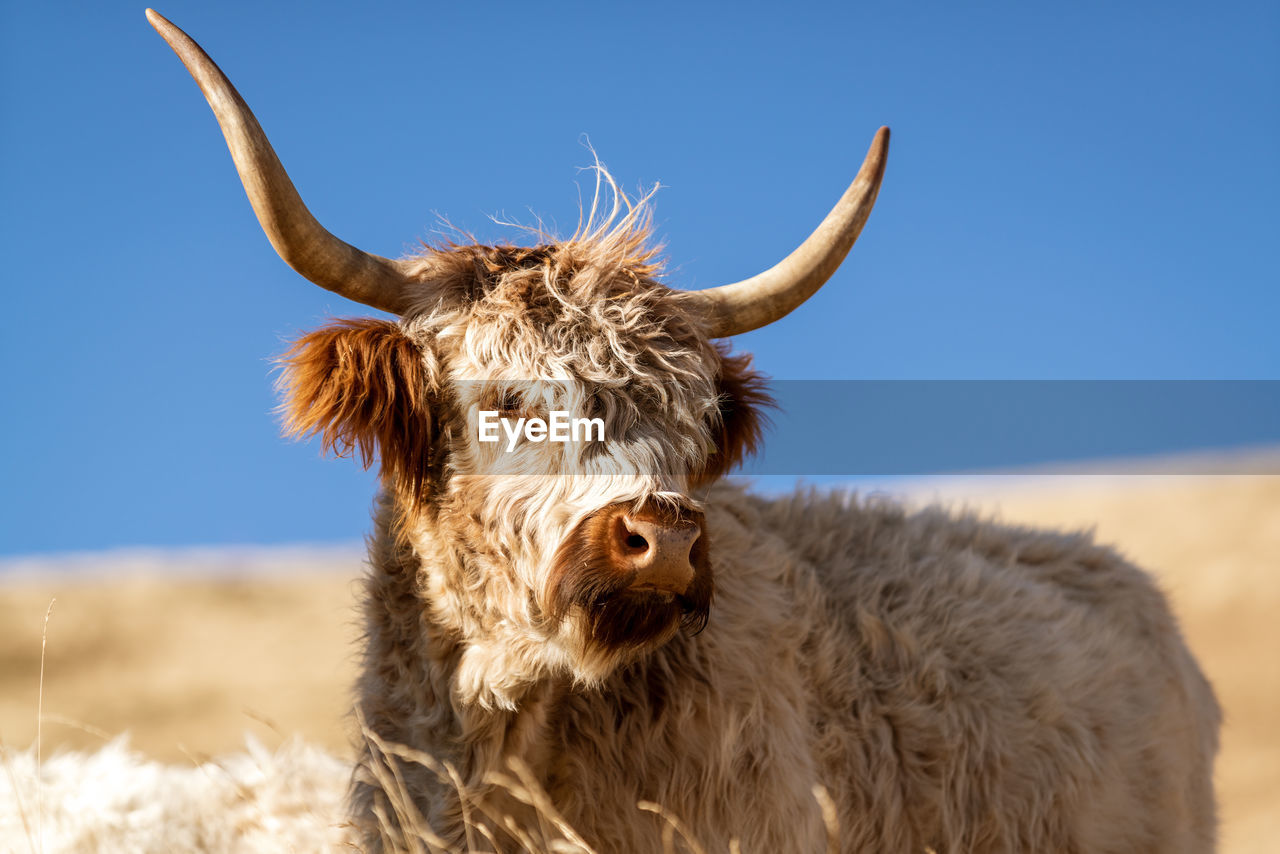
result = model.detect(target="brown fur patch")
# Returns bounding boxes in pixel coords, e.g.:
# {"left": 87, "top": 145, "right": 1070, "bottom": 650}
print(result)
{"left": 694, "top": 344, "right": 773, "bottom": 485}
{"left": 547, "top": 501, "right": 712, "bottom": 652}
{"left": 277, "top": 318, "right": 436, "bottom": 503}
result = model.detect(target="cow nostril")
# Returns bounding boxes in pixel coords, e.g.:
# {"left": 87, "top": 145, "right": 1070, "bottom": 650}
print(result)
{"left": 625, "top": 533, "right": 649, "bottom": 551}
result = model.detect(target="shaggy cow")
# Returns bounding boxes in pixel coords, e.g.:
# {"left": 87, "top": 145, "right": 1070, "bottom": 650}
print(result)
{"left": 149, "top": 10, "right": 1221, "bottom": 853}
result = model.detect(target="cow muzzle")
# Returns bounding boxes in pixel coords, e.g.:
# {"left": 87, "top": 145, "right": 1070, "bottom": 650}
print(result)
{"left": 610, "top": 506, "right": 702, "bottom": 597}
{"left": 548, "top": 498, "right": 713, "bottom": 650}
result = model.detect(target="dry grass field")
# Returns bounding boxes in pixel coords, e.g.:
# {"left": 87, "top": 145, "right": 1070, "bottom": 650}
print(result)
{"left": 2, "top": 475, "right": 1276, "bottom": 852}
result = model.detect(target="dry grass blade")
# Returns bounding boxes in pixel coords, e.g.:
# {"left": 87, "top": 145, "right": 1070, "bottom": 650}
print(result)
{"left": 496, "top": 812, "right": 540, "bottom": 853}
{"left": 442, "top": 759, "right": 480, "bottom": 854}
{"left": 36, "top": 597, "right": 55, "bottom": 854}
{"left": 240, "top": 707, "right": 284, "bottom": 739}
{"left": 176, "top": 742, "right": 257, "bottom": 806}
{"left": 811, "top": 784, "right": 840, "bottom": 854}
{"left": 512, "top": 765, "right": 556, "bottom": 851}
{"left": 35, "top": 714, "right": 111, "bottom": 742}
{"left": 368, "top": 755, "right": 432, "bottom": 854}
{"left": 360, "top": 722, "right": 449, "bottom": 777}
{"left": 488, "top": 757, "right": 596, "bottom": 853}
{"left": 334, "top": 819, "right": 364, "bottom": 852}
{"left": 461, "top": 778, "right": 538, "bottom": 853}
{"left": 363, "top": 742, "right": 416, "bottom": 852}
{"left": 357, "top": 712, "right": 473, "bottom": 853}
{"left": 371, "top": 803, "right": 400, "bottom": 854}
{"left": 359, "top": 726, "right": 437, "bottom": 854}
{"left": 358, "top": 722, "right": 597, "bottom": 853}
{"left": 637, "top": 801, "right": 707, "bottom": 854}
{"left": 473, "top": 818, "right": 501, "bottom": 852}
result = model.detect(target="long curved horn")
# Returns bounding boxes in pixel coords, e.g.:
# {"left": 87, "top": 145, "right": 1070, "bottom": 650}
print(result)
{"left": 146, "top": 9, "right": 414, "bottom": 314}
{"left": 688, "top": 127, "right": 889, "bottom": 337}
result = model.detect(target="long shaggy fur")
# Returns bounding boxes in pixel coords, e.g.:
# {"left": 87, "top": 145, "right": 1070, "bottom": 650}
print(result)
{"left": 274, "top": 182, "right": 1221, "bottom": 853}
{"left": 279, "top": 318, "right": 438, "bottom": 503}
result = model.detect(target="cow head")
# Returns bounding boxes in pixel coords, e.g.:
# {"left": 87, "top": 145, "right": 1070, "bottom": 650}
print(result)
{"left": 148, "top": 9, "right": 887, "bottom": 702}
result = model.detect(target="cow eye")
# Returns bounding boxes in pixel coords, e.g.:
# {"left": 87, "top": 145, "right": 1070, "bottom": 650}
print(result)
{"left": 482, "top": 388, "right": 525, "bottom": 415}
{"left": 499, "top": 389, "right": 535, "bottom": 414}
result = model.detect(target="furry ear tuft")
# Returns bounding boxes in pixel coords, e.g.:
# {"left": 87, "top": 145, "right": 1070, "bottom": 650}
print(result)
{"left": 695, "top": 343, "right": 773, "bottom": 485}
{"left": 278, "top": 318, "right": 435, "bottom": 502}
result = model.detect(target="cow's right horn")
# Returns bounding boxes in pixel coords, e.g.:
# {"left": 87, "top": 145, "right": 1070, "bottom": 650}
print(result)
{"left": 687, "top": 127, "right": 889, "bottom": 338}
{"left": 147, "top": 9, "right": 415, "bottom": 315}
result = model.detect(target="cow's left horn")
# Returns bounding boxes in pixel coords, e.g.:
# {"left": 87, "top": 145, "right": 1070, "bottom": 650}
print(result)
{"left": 146, "top": 9, "right": 415, "bottom": 315}
{"left": 688, "top": 127, "right": 889, "bottom": 338}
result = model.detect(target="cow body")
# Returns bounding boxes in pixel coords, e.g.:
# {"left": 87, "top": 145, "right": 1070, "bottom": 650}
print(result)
{"left": 356, "top": 481, "right": 1220, "bottom": 853}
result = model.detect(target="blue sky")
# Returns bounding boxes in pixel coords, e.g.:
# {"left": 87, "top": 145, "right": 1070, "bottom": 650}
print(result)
{"left": 1, "top": 1, "right": 1276, "bottom": 555}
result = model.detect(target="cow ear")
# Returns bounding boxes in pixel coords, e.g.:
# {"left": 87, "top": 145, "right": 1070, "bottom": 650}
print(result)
{"left": 278, "top": 318, "right": 436, "bottom": 502}
{"left": 694, "top": 343, "right": 773, "bottom": 485}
